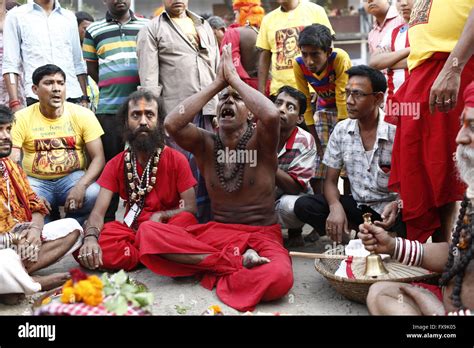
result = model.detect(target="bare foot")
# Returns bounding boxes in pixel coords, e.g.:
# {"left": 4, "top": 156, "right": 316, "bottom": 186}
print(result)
{"left": 32, "top": 273, "right": 70, "bottom": 291}
{"left": 242, "top": 249, "right": 270, "bottom": 268}
{"left": 0, "top": 293, "right": 26, "bottom": 305}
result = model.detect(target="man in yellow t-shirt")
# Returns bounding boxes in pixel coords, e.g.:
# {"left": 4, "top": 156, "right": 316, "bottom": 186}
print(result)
{"left": 11, "top": 64, "right": 105, "bottom": 225}
{"left": 385, "top": 1, "right": 474, "bottom": 244}
{"left": 256, "top": 0, "right": 333, "bottom": 97}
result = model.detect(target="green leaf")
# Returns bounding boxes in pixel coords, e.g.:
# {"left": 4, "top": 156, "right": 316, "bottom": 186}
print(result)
{"left": 133, "top": 293, "right": 154, "bottom": 307}
{"left": 105, "top": 296, "right": 128, "bottom": 315}
{"left": 111, "top": 270, "right": 128, "bottom": 285}
{"left": 120, "top": 284, "right": 137, "bottom": 295}
{"left": 175, "top": 305, "right": 190, "bottom": 315}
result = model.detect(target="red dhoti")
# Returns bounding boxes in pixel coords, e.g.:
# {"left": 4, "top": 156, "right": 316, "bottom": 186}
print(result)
{"left": 97, "top": 212, "right": 196, "bottom": 271}
{"left": 386, "top": 53, "right": 474, "bottom": 242}
{"left": 136, "top": 214, "right": 294, "bottom": 312}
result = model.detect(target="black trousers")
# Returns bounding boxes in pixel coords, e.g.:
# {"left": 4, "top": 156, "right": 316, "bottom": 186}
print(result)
{"left": 96, "top": 113, "right": 125, "bottom": 222}
{"left": 294, "top": 194, "right": 406, "bottom": 238}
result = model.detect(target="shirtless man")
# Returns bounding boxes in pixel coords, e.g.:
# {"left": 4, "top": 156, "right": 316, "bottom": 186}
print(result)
{"left": 135, "top": 45, "right": 293, "bottom": 312}
{"left": 359, "top": 82, "right": 474, "bottom": 314}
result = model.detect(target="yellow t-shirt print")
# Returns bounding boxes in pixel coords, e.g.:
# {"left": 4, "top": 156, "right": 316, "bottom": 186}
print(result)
{"left": 33, "top": 136, "right": 80, "bottom": 176}
{"left": 275, "top": 27, "right": 303, "bottom": 71}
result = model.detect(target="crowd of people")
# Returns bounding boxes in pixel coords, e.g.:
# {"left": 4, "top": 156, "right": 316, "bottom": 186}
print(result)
{"left": 0, "top": 0, "right": 473, "bottom": 315}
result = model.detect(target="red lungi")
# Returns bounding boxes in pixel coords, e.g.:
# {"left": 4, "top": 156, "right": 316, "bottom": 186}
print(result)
{"left": 136, "top": 218, "right": 294, "bottom": 312}
{"left": 411, "top": 282, "right": 443, "bottom": 302}
{"left": 97, "top": 212, "right": 196, "bottom": 271}
{"left": 386, "top": 53, "right": 474, "bottom": 242}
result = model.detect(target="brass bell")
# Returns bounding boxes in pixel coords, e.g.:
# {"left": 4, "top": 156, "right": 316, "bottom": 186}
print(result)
{"left": 364, "top": 253, "right": 389, "bottom": 277}
{"left": 362, "top": 213, "right": 389, "bottom": 277}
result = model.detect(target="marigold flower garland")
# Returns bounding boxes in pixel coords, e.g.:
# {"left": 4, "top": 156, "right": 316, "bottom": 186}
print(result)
{"left": 60, "top": 268, "right": 103, "bottom": 306}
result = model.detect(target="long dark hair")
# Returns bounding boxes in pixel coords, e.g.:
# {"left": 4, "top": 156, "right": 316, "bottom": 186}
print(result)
{"left": 439, "top": 195, "right": 473, "bottom": 309}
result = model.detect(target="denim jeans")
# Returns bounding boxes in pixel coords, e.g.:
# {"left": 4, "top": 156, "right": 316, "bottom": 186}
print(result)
{"left": 27, "top": 170, "right": 100, "bottom": 225}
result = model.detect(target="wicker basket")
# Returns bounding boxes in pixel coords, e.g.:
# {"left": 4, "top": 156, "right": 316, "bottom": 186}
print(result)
{"left": 314, "top": 249, "right": 440, "bottom": 304}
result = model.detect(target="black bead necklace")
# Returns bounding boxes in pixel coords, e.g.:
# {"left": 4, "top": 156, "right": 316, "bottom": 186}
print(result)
{"left": 213, "top": 122, "right": 254, "bottom": 193}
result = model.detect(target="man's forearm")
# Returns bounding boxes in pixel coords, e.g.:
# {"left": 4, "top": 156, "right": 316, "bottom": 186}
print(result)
{"left": 31, "top": 212, "right": 45, "bottom": 230}
{"left": 258, "top": 50, "right": 271, "bottom": 94}
{"left": 390, "top": 58, "right": 408, "bottom": 70}
{"left": 166, "top": 80, "right": 224, "bottom": 134}
{"left": 3, "top": 73, "right": 19, "bottom": 102}
{"left": 369, "top": 48, "right": 409, "bottom": 70}
{"left": 77, "top": 74, "right": 88, "bottom": 96}
{"left": 76, "top": 157, "right": 104, "bottom": 189}
{"left": 159, "top": 206, "right": 194, "bottom": 221}
{"left": 324, "top": 180, "right": 341, "bottom": 207}
{"left": 84, "top": 212, "right": 105, "bottom": 236}
{"left": 443, "top": 8, "right": 474, "bottom": 73}
{"left": 276, "top": 169, "right": 303, "bottom": 195}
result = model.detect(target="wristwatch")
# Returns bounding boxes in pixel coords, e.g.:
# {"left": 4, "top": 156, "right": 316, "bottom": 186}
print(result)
{"left": 80, "top": 95, "right": 91, "bottom": 103}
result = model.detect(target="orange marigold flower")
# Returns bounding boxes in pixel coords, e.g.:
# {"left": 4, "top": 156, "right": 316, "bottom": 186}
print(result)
{"left": 75, "top": 280, "right": 103, "bottom": 307}
{"left": 210, "top": 305, "right": 222, "bottom": 314}
{"left": 87, "top": 275, "right": 104, "bottom": 290}
{"left": 60, "top": 287, "right": 76, "bottom": 304}
{"left": 63, "top": 279, "right": 73, "bottom": 288}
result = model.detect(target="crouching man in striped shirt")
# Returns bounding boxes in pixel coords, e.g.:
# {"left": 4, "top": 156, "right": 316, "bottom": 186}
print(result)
{"left": 274, "top": 86, "right": 317, "bottom": 247}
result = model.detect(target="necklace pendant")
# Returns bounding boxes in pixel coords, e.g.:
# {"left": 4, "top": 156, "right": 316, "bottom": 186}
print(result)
{"left": 131, "top": 192, "right": 137, "bottom": 200}
{"left": 129, "top": 183, "right": 135, "bottom": 190}
{"left": 151, "top": 177, "right": 156, "bottom": 185}
{"left": 126, "top": 163, "right": 132, "bottom": 170}
{"left": 138, "top": 189, "right": 145, "bottom": 196}
{"left": 153, "top": 156, "right": 159, "bottom": 165}
{"left": 127, "top": 173, "right": 133, "bottom": 180}
{"left": 152, "top": 167, "right": 158, "bottom": 175}
{"left": 125, "top": 153, "right": 130, "bottom": 161}
{"left": 147, "top": 186, "right": 152, "bottom": 193}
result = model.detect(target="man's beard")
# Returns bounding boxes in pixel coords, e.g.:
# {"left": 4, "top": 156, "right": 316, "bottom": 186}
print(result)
{"left": 125, "top": 126, "right": 164, "bottom": 155}
{"left": 0, "top": 139, "right": 12, "bottom": 158}
{"left": 456, "top": 145, "right": 474, "bottom": 189}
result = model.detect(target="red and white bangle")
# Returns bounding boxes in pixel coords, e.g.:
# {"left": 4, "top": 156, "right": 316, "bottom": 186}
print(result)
{"left": 393, "top": 237, "right": 423, "bottom": 267}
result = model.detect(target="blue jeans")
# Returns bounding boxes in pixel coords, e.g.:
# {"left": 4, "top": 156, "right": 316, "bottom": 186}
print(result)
{"left": 28, "top": 170, "right": 100, "bottom": 225}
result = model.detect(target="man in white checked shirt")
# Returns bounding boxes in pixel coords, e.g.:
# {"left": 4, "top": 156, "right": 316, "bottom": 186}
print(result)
{"left": 294, "top": 65, "right": 406, "bottom": 244}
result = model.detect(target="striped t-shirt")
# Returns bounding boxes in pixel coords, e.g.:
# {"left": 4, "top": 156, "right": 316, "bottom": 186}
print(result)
{"left": 277, "top": 126, "right": 317, "bottom": 193}
{"left": 83, "top": 11, "right": 148, "bottom": 115}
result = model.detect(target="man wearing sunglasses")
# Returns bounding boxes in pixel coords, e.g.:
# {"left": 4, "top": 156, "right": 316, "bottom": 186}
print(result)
{"left": 294, "top": 65, "right": 406, "bottom": 243}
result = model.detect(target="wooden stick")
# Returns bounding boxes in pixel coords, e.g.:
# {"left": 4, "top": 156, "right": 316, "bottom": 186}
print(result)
{"left": 289, "top": 251, "right": 348, "bottom": 260}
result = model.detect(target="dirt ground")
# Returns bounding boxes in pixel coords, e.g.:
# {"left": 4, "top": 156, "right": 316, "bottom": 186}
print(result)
{"left": 0, "top": 227, "right": 368, "bottom": 316}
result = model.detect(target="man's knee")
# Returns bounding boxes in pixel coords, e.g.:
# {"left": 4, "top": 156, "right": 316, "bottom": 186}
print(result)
{"left": 83, "top": 182, "right": 100, "bottom": 210}
{"left": 101, "top": 242, "right": 139, "bottom": 271}
{"left": 264, "top": 260, "right": 294, "bottom": 300}
{"left": 367, "top": 281, "right": 399, "bottom": 313}
{"left": 294, "top": 195, "right": 323, "bottom": 221}
{"left": 27, "top": 176, "right": 53, "bottom": 204}
{"left": 276, "top": 195, "right": 304, "bottom": 229}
